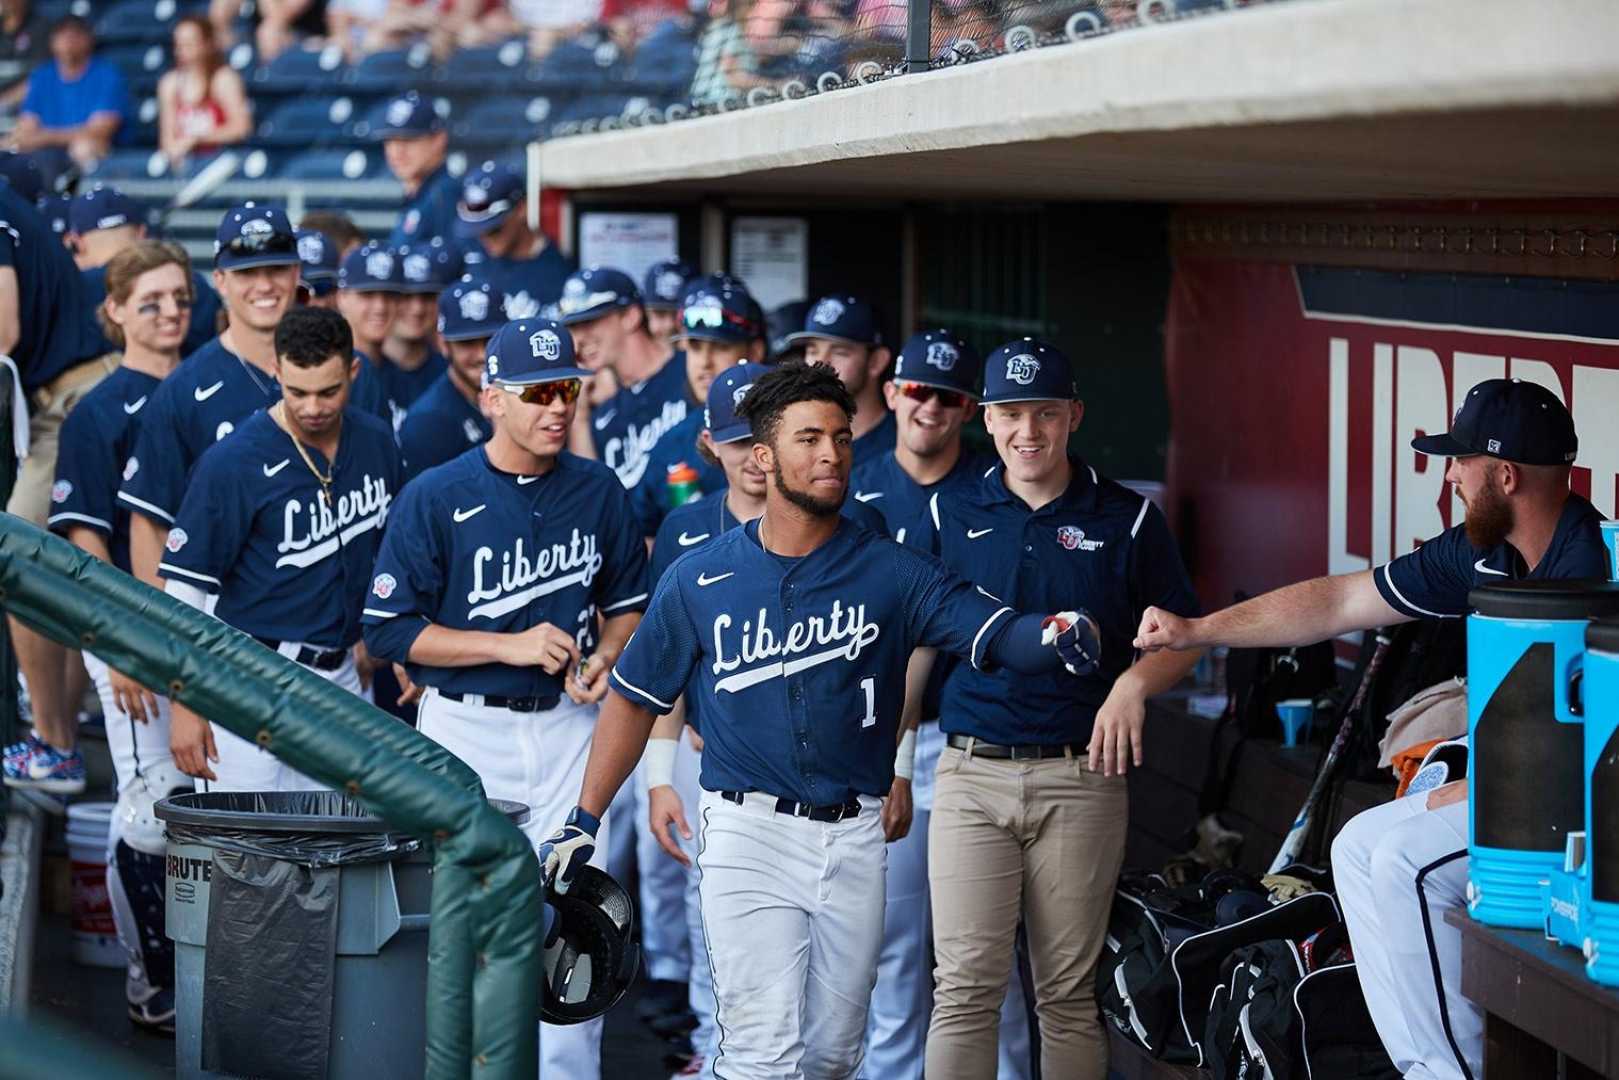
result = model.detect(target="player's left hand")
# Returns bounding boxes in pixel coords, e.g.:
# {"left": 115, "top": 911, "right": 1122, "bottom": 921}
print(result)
{"left": 353, "top": 640, "right": 379, "bottom": 692}
{"left": 1042, "top": 609, "right": 1101, "bottom": 676}
{"left": 109, "top": 666, "right": 158, "bottom": 725}
{"left": 392, "top": 663, "right": 423, "bottom": 707}
{"left": 882, "top": 777, "right": 913, "bottom": 842}
{"left": 539, "top": 806, "right": 600, "bottom": 895}
{"left": 1089, "top": 681, "right": 1146, "bottom": 776}
{"left": 566, "top": 650, "right": 617, "bottom": 706}
{"left": 1426, "top": 778, "right": 1468, "bottom": 810}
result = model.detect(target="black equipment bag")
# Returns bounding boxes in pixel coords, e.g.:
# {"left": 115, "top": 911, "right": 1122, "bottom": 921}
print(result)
{"left": 1203, "top": 937, "right": 1307, "bottom": 1080}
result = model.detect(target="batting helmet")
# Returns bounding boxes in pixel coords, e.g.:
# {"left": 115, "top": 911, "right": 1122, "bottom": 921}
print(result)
{"left": 540, "top": 865, "right": 639, "bottom": 1025}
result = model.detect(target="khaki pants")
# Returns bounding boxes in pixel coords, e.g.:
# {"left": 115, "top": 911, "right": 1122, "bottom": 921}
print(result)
{"left": 6, "top": 354, "right": 117, "bottom": 525}
{"left": 924, "top": 743, "right": 1127, "bottom": 1080}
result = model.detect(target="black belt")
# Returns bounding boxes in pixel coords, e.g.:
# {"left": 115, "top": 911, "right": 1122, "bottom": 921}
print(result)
{"left": 721, "top": 790, "right": 862, "bottom": 823}
{"left": 439, "top": 690, "right": 558, "bottom": 714}
{"left": 946, "top": 733, "right": 1085, "bottom": 760}
{"left": 254, "top": 637, "right": 347, "bottom": 672}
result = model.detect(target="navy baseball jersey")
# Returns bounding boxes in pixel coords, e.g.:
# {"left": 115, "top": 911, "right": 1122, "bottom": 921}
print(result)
{"left": 348, "top": 351, "right": 399, "bottom": 434}
{"left": 80, "top": 264, "right": 222, "bottom": 361}
{"left": 379, "top": 350, "right": 447, "bottom": 414}
{"left": 157, "top": 408, "right": 401, "bottom": 649}
{"left": 389, "top": 165, "right": 461, "bottom": 247}
{"left": 361, "top": 449, "right": 649, "bottom": 703}
{"left": 1375, "top": 493, "right": 1608, "bottom": 618}
{"left": 478, "top": 245, "right": 574, "bottom": 321}
{"left": 0, "top": 184, "right": 99, "bottom": 391}
{"left": 853, "top": 411, "right": 898, "bottom": 468}
{"left": 397, "top": 372, "right": 491, "bottom": 483}
{"left": 850, "top": 449, "right": 995, "bottom": 549}
{"left": 611, "top": 516, "right": 1015, "bottom": 804}
{"left": 47, "top": 366, "right": 160, "bottom": 571}
{"left": 590, "top": 352, "right": 691, "bottom": 490}
{"left": 116, "top": 338, "right": 280, "bottom": 525}
{"left": 928, "top": 459, "right": 1200, "bottom": 746}
{"left": 650, "top": 490, "right": 886, "bottom": 585}
{"left": 630, "top": 409, "right": 723, "bottom": 536}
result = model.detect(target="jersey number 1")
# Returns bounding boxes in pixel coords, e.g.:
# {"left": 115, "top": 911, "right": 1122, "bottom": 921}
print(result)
{"left": 859, "top": 676, "right": 875, "bottom": 729}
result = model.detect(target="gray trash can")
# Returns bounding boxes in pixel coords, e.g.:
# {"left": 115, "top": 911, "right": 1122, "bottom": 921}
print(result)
{"left": 156, "top": 791, "right": 530, "bottom": 1080}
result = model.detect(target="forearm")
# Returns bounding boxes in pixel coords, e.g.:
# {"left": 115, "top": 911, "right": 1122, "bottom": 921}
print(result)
{"left": 578, "top": 689, "right": 657, "bottom": 818}
{"left": 900, "top": 647, "right": 936, "bottom": 732}
{"left": 650, "top": 698, "right": 685, "bottom": 741}
{"left": 1114, "top": 646, "right": 1202, "bottom": 702}
{"left": 127, "top": 513, "right": 168, "bottom": 591}
{"left": 406, "top": 623, "right": 512, "bottom": 667}
{"left": 65, "top": 527, "right": 112, "bottom": 564}
{"left": 1191, "top": 571, "right": 1403, "bottom": 649}
{"left": 591, "top": 611, "right": 640, "bottom": 663}
{"left": 0, "top": 267, "right": 19, "bottom": 358}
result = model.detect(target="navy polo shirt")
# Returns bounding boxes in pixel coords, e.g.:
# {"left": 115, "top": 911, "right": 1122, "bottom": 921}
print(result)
{"left": 631, "top": 408, "right": 723, "bottom": 536}
{"left": 0, "top": 184, "right": 100, "bottom": 391}
{"left": 851, "top": 448, "right": 995, "bottom": 550}
{"left": 397, "top": 371, "right": 491, "bottom": 483}
{"left": 48, "top": 366, "right": 160, "bottom": 571}
{"left": 612, "top": 515, "right": 1014, "bottom": 804}
{"left": 1374, "top": 492, "right": 1609, "bottom": 617}
{"left": 929, "top": 458, "right": 1200, "bottom": 746}
{"left": 590, "top": 351, "right": 691, "bottom": 490}
{"left": 389, "top": 164, "right": 461, "bottom": 247}
{"left": 80, "top": 265, "right": 222, "bottom": 361}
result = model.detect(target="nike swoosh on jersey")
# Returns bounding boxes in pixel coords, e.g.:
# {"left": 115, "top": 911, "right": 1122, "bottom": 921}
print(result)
{"left": 453, "top": 504, "right": 487, "bottom": 522}
{"left": 262, "top": 459, "right": 290, "bottom": 477}
{"left": 194, "top": 381, "right": 225, "bottom": 402}
{"left": 677, "top": 531, "right": 711, "bottom": 546}
{"left": 853, "top": 491, "right": 883, "bottom": 502}
{"left": 593, "top": 409, "right": 617, "bottom": 431}
{"left": 123, "top": 396, "right": 147, "bottom": 415}
{"left": 697, "top": 571, "right": 734, "bottom": 586}
{"left": 1473, "top": 558, "right": 1509, "bottom": 577}
{"left": 967, "top": 527, "right": 994, "bottom": 539}
{"left": 517, "top": 475, "right": 540, "bottom": 485}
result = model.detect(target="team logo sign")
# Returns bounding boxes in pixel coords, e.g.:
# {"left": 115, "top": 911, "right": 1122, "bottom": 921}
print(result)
{"left": 463, "top": 182, "right": 489, "bottom": 209}
{"left": 365, "top": 250, "right": 394, "bottom": 280}
{"left": 1005, "top": 354, "right": 1040, "bottom": 385}
{"left": 812, "top": 298, "right": 845, "bottom": 326}
{"left": 529, "top": 329, "right": 562, "bottom": 361}
{"left": 165, "top": 528, "right": 188, "bottom": 553}
{"left": 50, "top": 479, "right": 71, "bottom": 504}
{"left": 1057, "top": 525, "right": 1104, "bottom": 552}
{"left": 505, "top": 291, "right": 540, "bottom": 319}
{"left": 386, "top": 98, "right": 415, "bottom": 128}
{"left": 403, "top": 253, "right": 430, "bottom": 282}
{"left": 239, "top": 216, "right": 273, "bottom": 241}
{"left": 926, "top": 341, "right": 958, "bottom": 371}
{"left": 458, "top": 288, "right": 490, "bottom": 322}
{"left": 563, "top": 276, "right": 587, "bottom": 298}
{"left": 122, "top": 456, "right": 139, "bottom": 482}
{"left": 372, "top": 573, "right": 397, "bottom": 599}
{"left": 733, "top": 383, "right": 752, "bottom": 408}
{"left": 486, "top": 354, "right": 500, "bottom": 377}
{"left": 655, "top": 269, "right": 684, "bottom": 301}
{"left": 297, "top": 233, "right": 325, "bottom": 264}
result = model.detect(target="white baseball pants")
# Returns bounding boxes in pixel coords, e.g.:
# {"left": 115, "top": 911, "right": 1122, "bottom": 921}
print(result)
{"left": 206, "top": 643, "right": 361, "bottom": 793}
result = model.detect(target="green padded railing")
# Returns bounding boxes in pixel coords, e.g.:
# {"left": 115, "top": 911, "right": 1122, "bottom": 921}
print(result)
{"left": 0, "top": 513, "right": 542, "bottom": 1079}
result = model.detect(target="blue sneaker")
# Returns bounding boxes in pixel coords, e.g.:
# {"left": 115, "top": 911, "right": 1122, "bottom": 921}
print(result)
{"left": 3, "top": 734, "right": 42, "bottom": 768}
{"left": 3, "top": 740, "right": 86, "bottom": 794}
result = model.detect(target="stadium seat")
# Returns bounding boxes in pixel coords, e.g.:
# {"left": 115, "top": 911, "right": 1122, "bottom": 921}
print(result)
{"left": 531, "top": 35, "right": 622, "bottom": 91}
{"left": 251, "top": 43, "right": 348, "bottom": 95}
{"left": 96, "top": 0, "right": 200, "bottom": 46}
{"left": 439, "top": 39, "right": 530, "bottom": 92}
{"left": 124, "top": 95, "right": 162, "bottom": 147}
{"left": 450, "top": 96, "right": 554, "bottom": 150}
{"left": 83, "top": 149, "right": 171, "bottom": 181}
{"left": 102, "top": 43, "right": 170, "bottom": 97}
{"left": 256, "top": 96, "right": 358, "bottom": 147}
{"left": 345, "top": 44, "right": 437, "bottom": 95}
{"left": 622, "top": 20, "right": 697, "bottom": 95}
{"left": 276, "top": 148, "right": 386, "bottom": 181}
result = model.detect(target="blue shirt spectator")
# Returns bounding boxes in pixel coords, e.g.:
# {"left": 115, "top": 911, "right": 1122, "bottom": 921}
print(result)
{"left": 7, "top": 16, "right": 128, "bottom": 177}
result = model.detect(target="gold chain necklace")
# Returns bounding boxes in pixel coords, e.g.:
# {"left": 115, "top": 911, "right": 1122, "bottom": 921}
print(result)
{"left": 271, "top": 402, "right": 335, "bottom": 508}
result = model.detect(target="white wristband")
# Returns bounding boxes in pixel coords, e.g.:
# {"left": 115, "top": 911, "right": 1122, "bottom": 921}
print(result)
{"left": 645, "top": 737, "right": 678, "bottom": 789}
{"left": 894, "top": 728, "right": 917, "bottom": 782}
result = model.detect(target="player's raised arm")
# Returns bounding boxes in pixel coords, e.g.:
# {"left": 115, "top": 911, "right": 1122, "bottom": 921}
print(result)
{"left": 1134, "top": 569, "right": 1406, "bottom": 653}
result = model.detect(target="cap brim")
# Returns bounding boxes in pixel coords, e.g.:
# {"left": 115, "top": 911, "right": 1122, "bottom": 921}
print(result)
{"left": 493, "top": 367, "right": 591, "bottom": 386}
{"left": 979, "top": 391, "right": 1073, "bottom": 406}
{"left": 340, "top": 281, "right": 403, "bottom": 293}
{"left": 217, "top": 252, "right": 302, "bottom": 271}
{"left": 558, "top": 302, "right": 628, "bottom": 326}
{"left": 373, "top": 126, "right": 440, "bottom": 141}
{"left": 455, "top": 211, "right": 510, "bottom": 239}
{"left": 783, "top": 330, "right": 875, "bottom": 348}
{"left": 441, "top": 327, "right": 498, "bottom": 342}
{"left": 1410, "top": 432, "right": 1476, "bottom": 457}
{"left": 397, "top": 282, "right": 447, "bottom": 295}
{"left": 894, "top": 374, "right": 977, "bottom": 397}
{"left": 681, "top": 327, "right": 751, "bottom": 344}
{"left": 708, "top": 423, "right": 752, "bottom": 444}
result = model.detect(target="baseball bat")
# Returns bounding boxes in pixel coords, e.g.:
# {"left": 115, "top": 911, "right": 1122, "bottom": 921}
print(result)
{"left": 1266, "top": 631, "right": 1392, "bottom": 874}
{"left": 169, "top": 150, "right": 240, "bottom": 212}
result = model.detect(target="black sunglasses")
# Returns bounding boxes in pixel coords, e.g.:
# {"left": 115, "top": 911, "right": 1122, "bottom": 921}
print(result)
{"left": 221, "top": 231, "right": 297, "bottom": 258}
{"left": 899, "top": 382, "right": 971, "bottom": 409}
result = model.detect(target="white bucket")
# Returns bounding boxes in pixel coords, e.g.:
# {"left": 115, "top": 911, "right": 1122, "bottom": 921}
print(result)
{"left": 65, "top": 802, "right": 121, "bottom": 968}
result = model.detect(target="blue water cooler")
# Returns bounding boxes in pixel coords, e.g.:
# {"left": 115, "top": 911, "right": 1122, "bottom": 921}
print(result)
{"left": 1584, "top": 618, "right": 1619, "bottom": 982}
{"left": 1467, "top": 581, "right": 1619, "bottom": 928}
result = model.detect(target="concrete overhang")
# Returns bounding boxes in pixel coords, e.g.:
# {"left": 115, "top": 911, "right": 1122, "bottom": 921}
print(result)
{"left": 537, "top": 0, "right": 1619, "bottom": 203}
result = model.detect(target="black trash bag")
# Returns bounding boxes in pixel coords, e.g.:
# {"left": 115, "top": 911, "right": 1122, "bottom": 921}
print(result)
{"left": 201, "top": 850, "right": 339, "bottom": 1080}
{"left": 159, "top": 790, "right": 422, "bottom": 869}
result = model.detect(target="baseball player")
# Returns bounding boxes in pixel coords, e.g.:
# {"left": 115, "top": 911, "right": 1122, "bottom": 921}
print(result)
{"left": 334, "top": 239, "right": 411, "bottom": 429}
{"left": 361, "top": 317, "right": 649, "bottom": 1080}
{"left": 119, "top": 204, "right": 300, "bottom": 600}
{"left": 294, "top": 227, "right": 340, "bottom": 309}
{"left": 1135, "top": 379, "right": 1606, "bottom": 1080}
{"left": 785, "top": 295, "right": 896, "bottom": 466}
{"left": 455, "top": 160, "right": 574, "bottom": 320}
{"left": 47, "top": 239, "right": 196, "bottom": 1032}
{"left": 70, "top": 185, "right": 222, "bottom": 357}
{"left": 381, "top": 238, "right": 457, "bottom": 410}
{"left": 373, "top": 92, "right": 460, "bottom": 248}
{"left": 542, "top": 360, "right": 1098, "bottom": 1080}
{"left": 561, "top": 266, "right": 689, "bottom": 489}
{"left": 160, "top": 306, "right": 400, "bottom": 791}
{"left": 396, "top": 273, "right": 500, "bottom": 482}
{"left": 642, "top": 257, "right": 696, "bottom": 343}
{"left": 629, "top": 279, "right": 764, "bottom": 535}
{"left": 922, "top": 339, "right": 1202, "bottom": 1080}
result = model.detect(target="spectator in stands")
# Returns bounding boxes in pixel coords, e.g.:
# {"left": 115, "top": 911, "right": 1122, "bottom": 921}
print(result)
{"left": 478, "top": 0, "right": 604, "bottom": 58}
{"left": 3, "top": 15, "right": 129, "bottom": 181}
{"left": 0, "top": 0, "right": 49, "bottom": 116}
{"left": 158, "top": 16, "right": 253, "bottom": 175}
{"left": 600, "top": 0, "right": 689, "bottom": 52}
{"left": 689, "top": 0, "right": 798, "bottom": 104}
{"left": 299, "top": 209, "right": 367, "bottom": 259}
{"left": 371, "top": 93, "right": 459, "bottom": 248}
{"left": 209, "top": 0, "right": 327, "bottom": 63}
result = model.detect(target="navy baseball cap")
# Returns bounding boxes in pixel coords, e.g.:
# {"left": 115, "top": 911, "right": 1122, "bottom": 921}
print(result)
{"left": 214, "top": 204, "right": 300, "bottom": 271}
{"left": 338, "top": 242, "right": 404, "bottom": 292}
{"left": 679, "top": 283, "right": 755, "bottom": 345}
{"left": 557, "top": 266, "right": 640, "bottom": 325}
{"left": 370, "top": 91, "right": 444, "bottom": 139}
{"left": 0, "top": 153, "right": 44, "bottom": 204}
{"left": 456, "top": 162, "right": 524, "bottom": 238}
{"left": 767, "top": 300, "right": 810, "bottom": 359}
{"left": 1411, "top": 378, "right": 1578, "bottom": 466}
{"left": 396, "top": 239, "right": 461, "bottom": 293}
{"left": 69, "top": 186, "right": 143, "bottom": 234}
{"left": 643, "top": 259, "right": 696, "bottom": 310}
{"left": 894, "top": 329, "right": 982, "bottom": 396}
{"left": 485, "top": 318, "right": 588, "bottom": 386}
{"left": 786, "top": 295, "right": 884, "bottom": 348}
{"left": 295, "top": 228, "right": 339, "bottom": 295}
{"left": 705, "top": 362, "right": 770, "bottom": 443}
{"left": 439, "top": 275, "right": 504, "bottom": 342}
{"left": 38, "top": 193, "right": 70, "bottom": 238}
{"left": 682, "top": 271, "right": 747, "bottom": 303}
{"left": 981, "top": 338, "right": 1076, "bottom": 405}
